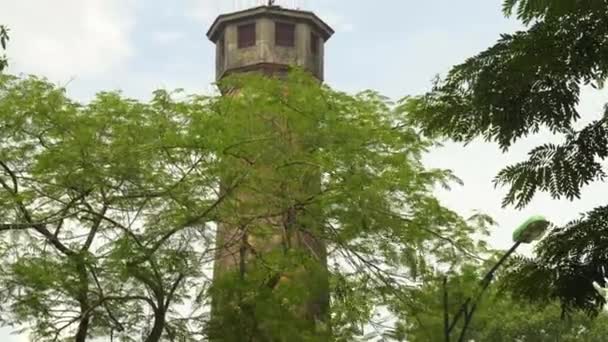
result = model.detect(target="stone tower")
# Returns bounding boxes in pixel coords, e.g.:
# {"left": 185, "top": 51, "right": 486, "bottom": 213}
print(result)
{"left": 206, "top": 4, "right": 334, "bottom": 341}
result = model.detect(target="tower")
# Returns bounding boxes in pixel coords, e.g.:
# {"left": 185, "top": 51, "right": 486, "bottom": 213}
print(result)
{"left": 206, "top": 4, "right": 334, "bottom": 341}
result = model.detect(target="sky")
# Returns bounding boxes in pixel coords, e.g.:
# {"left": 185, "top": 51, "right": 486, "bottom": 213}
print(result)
{"left": 1, "top": 0, "right": 608, "bottom": 340}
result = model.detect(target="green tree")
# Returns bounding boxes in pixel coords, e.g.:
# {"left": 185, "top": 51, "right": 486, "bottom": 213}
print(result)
{"left": 0, "top": 75, "right": 219, "bottom": 341}
{"left": 396, "top": 262, "right": 608, "bottom": 342}
{"left": 407, "top": 0, "right": 608, "bottom": 315}
{"left": 202, "top": 71, "right": 492, "bottom": 341}
{"left": 0, "top": 25, "right": 8, "bottom": 71}
{"left": 1, "top": 69, "right": 490, "bottom": 341}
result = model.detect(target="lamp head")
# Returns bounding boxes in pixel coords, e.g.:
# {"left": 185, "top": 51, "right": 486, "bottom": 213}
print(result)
{"left": 513, "top": 215, "right": 550, "bottom": 244}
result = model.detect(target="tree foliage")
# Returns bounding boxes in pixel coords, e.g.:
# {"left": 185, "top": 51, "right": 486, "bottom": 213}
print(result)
{"left": 0, "top": 70, "right": 489, "bottom": 341}
{"left": 0, "top": 73, "right": 217, "bottom": 341}
{"left": 0, "top": 25, "right": 8, "bottom": 71}
{"left": 399, "top": 262, "right": 608, "bottom": 342}
{"left": 406, "top": 0, "right": 608, "bottom": 315}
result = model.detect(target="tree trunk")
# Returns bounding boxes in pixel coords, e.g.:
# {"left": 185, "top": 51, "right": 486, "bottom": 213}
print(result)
{"left": 75, "top": 259, "right": 90, "bottom": 342}
{"left": 144, "top": 308, "right": 166, "bottom": 342}
{"left": 75, "top": 315, "right": 90, "bottom": 342}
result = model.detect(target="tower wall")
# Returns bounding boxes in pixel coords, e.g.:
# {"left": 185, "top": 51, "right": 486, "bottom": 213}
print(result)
{"left": 207, "top": 5, "right": 333, "bottom": 340}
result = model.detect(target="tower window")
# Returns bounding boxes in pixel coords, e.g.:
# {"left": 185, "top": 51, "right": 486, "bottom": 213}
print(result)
{"left": 275, "top": 22, "right": 295, "bottom": 47}
{"left": 311, "top": 32, "right": 319, "bottom": 54}
{"left": 238, "top": 23, "right": 256, "bottom": 48}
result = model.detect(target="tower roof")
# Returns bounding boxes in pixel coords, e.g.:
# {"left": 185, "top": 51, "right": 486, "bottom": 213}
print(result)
{"left": 207, "top": 5, "right": 334, "bottom": 43}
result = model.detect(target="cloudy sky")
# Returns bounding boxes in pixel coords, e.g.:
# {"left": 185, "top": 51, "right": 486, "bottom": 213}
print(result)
{"left": 1, "top": 0, "right": 608, "bottom": 340}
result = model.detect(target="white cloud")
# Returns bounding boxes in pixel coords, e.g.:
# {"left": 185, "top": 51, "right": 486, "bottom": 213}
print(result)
{"left": 188, "top": 0, "right": 279, "bottom": 25}
{"left": 187, "top": 0, "right": 234, "bottom": 25}
{"left": 0, "top": 327, "right": 29, "bottom": 342}
{"left": 314, "top": 11, "right": 355, "bottom": 32}
{"left": 0, "top": 0, "right": 137, "bottom": 81}
{"left": 187, "top": 0, "right": 353, "bottom": 32}
{"left": 152, "top": 31, "right": 185, "bottom": 44}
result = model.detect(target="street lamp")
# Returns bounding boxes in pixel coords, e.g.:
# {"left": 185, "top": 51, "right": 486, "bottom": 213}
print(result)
{"left": 443, "top": 215, "right": 551, "bottom": 342}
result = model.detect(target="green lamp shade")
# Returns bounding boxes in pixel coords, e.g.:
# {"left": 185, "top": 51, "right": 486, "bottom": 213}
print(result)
{"left": 513, "top": 215, "right": 550, "bottom": 243}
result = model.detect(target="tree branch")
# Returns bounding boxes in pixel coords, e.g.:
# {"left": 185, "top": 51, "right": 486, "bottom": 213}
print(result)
{"left": 164, "top": 272, "right": 186, "bottom": 309}
{"left": 82, "top": 203, "right": 108, "bottom": 251}
{"left": 0, "top": 160, "right": 18, "bottom": 193}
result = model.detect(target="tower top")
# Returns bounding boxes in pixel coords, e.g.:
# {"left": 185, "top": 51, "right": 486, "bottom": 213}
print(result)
{"left": 207, "top": 5, "right": 334, "bottom": 81}
{"left": 207, "top": 5, "right": 334, "bottom": 43}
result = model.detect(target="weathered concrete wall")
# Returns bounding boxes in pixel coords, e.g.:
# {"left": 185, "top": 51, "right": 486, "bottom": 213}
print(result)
{"left": 212, "top": 9, "right": 328, "bottom": 80}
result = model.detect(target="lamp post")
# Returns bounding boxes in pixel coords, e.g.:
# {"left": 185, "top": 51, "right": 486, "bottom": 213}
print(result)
{"left": 443, "top": 215, "right": 550, "bottom": 342}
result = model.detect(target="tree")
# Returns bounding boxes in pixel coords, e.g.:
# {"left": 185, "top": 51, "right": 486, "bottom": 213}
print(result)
{"left": 0, "top": 75, "right": 220, "bottom": 341}
{"left": 1, "top": 69, "right": 490, "bottom": 340}
{"left": 0, "top": 25, "right": 8, "bottom": 71}
{"left": 201, "top": 71, "right": 493, "bottom": 341}
{"left": 406, "top": 0, "right": 608, "bottom": 315}
{"left": 396, "top": 262, "right": 608, "bottom": 342}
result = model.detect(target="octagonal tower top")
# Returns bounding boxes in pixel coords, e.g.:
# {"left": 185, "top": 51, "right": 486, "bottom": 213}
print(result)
{"left": 207, "top": 5, "right": 334, "bottom": 81}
